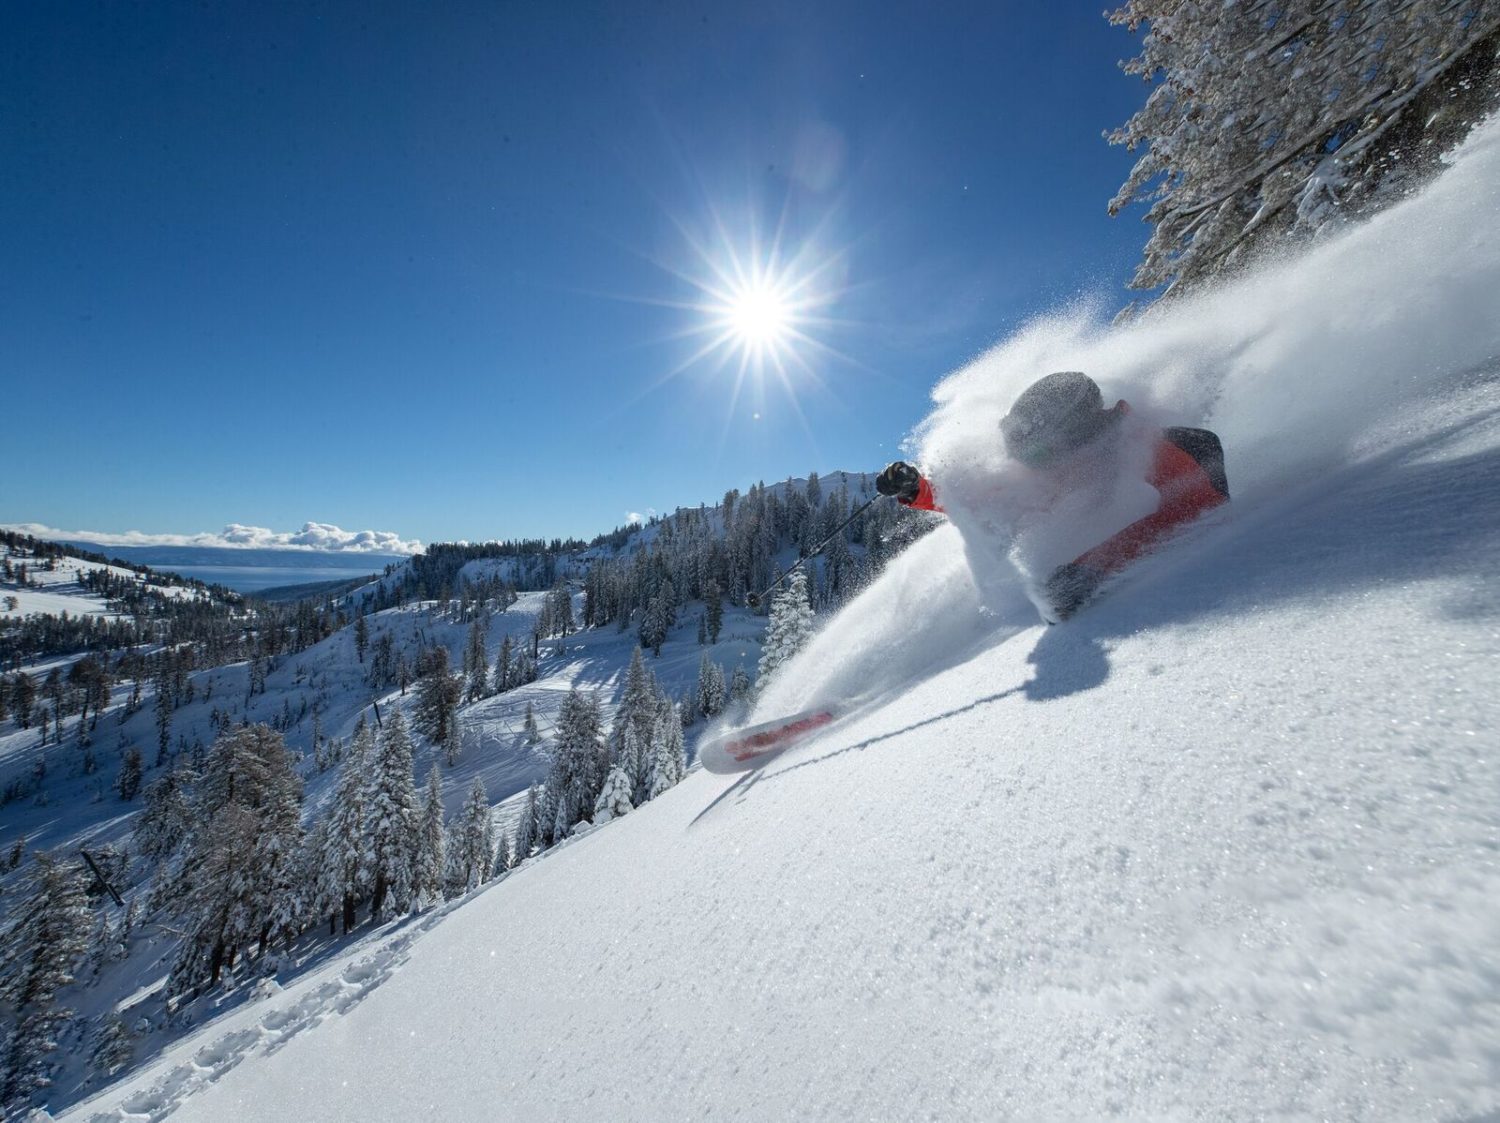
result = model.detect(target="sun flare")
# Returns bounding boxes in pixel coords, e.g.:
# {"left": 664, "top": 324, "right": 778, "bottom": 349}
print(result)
{"left": 725, "top": 281, "right": 793, "bottom": 350}
{"left": 628, "top": 203, "right": 859, "bottom": 446}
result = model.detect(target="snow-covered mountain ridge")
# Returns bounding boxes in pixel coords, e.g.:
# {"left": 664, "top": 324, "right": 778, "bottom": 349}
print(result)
{"left": 59, "top": 113, "right": 1500, "bottom": 1121}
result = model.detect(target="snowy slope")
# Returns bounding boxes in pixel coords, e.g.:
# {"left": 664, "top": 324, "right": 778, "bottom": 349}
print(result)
{"left": 61, "top": 118, "right": 1500, "bottom": 1123}
{"left": 0, "top": 548, "right": 200, "bottom": 620}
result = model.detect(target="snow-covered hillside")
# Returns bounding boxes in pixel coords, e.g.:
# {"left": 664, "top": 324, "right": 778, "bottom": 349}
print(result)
{"left": 0, "top": 547, "right": 200, "bottom": 621}
{"left": 58, "top": 112, "right": 1500, "bottom": 1122}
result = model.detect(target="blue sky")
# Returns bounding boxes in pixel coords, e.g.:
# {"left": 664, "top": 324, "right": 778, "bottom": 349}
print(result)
{"left": 4, "top": 1, "right": 1152, "bottom": 546}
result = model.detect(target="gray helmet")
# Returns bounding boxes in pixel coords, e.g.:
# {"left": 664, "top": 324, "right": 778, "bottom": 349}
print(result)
{"left": 1000, "top": 371, "right": 1115, "bottom": 467}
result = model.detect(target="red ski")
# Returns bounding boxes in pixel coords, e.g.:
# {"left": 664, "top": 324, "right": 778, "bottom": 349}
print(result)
{"left": 697, "top": 707, "right": 839, "bottom": 774}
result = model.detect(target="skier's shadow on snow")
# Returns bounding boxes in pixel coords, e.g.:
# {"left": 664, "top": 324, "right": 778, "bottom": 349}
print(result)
{"left": 1021, "top": 626, "right": 1111, "bottom": 700}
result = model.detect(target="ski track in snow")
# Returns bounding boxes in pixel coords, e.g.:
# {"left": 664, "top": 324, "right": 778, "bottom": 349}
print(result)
{"left": 58, "top": 116, "right": 1500, "bottom": 1123}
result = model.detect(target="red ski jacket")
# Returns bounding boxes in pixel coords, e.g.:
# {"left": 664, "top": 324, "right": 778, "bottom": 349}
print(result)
{"left": 898, "top": 408, "right": 1229, "bottom": 581}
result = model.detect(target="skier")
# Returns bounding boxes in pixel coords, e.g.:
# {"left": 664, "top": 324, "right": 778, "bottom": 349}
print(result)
{"left": 875, "top": 371, "right": 1229, "bottom": 619}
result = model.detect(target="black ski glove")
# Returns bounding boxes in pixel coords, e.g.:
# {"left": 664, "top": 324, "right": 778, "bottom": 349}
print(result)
{"left": 876, "top": 461, "right": 921, "bottom": 503}
{"left": 1044, "top": 562, "right": 1103, "bottom": 621}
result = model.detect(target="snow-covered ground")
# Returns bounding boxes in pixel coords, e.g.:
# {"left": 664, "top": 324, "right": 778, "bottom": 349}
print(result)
{"left": 0, "top": 550, "right": 200, "bottom": 621}
{"left": 55, "top": 114, "right": 1500, "bottom": 1122}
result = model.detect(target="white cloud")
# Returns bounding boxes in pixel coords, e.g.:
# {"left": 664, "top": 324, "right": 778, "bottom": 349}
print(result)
{"left": 625, "top": 512, "right": 644, "bottom": 525}
{"left": 4, "top": 521, "right": 423, "bottom": 555}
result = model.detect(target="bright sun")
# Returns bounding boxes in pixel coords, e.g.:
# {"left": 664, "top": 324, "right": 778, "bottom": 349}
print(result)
{"left": 631, "top": 208, "right": 855, "bottom": 440}
{"left": 726, "top": 281, "right": 793, "bottom": 350}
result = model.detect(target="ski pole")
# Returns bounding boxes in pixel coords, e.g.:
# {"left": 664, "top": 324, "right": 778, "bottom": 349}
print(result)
{"left": 747, "top": 495, "right": 885, "bottom": 609}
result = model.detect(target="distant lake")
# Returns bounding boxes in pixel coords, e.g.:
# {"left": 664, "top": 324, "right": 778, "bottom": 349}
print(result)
{"left": 161, "top": 565, "right": 384, "bottom": 593}
{"left": 59, "top": 542, "right": 406, "bottom": 594}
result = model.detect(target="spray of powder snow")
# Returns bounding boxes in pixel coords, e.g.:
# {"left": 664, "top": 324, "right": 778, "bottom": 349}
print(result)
{"left": 753, "top": 114, "right": 1500, "bottom": 722}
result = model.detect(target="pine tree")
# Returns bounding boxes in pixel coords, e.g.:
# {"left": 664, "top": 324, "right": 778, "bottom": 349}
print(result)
{"left": 89, "top": 1012, "right": 133, "bottom": 1078}
{"left": 166, "top": 725, "right": 304, "bottom": 995}
{"left": 495, "top": 634, "right": 514, "bottom": 693}
{"left": 116, "top": 747, "right": 143, "bottom": 801}
{"left": 0, "top": 853, "right": 91, "bottom": 1111}
{"left": 153, "top": 678, "right": 172, "bottom": 767}
{"left": 696, "top": 654, "right": 727, "bottom": 718}
{"left": 415, "top": 766, "right": 447, "bottom": 908}
{"left": 451, "top": 776, "right": 494, "bottom": 894}
{"left": 618, "top": 724, "right": 646, "bottom": 808}
{"left": 729, "top": 664, "right": 752, "bottom": 703}
{"left": 323, "top": 723, "right": 372, "bottom": 934}
{"left": 354, "top": 613, "right": 369, "bottom": 664}
{"left": 513, "top": 785, "right": 539, "bottom": 862}
{"left": 593, "top": 765, "right": 634, "bottom": 823}
{"left": 638, "top": 594, "right": 669, "bottom": 656}
{"left": 366, "top": 711, "right": 419, "bottom": 922}
{"left": 463, "top": 620, "right": 489, "bottom": 702}
{"left": 522, "top": 701, "right": 541, "bottom": 746}
{"left": 679, "top": 685, "right": 700, "bottom": 728}
{"left": 757, "top": 569, "right": 814, "bottom": 689}
{"left": 544, "top": 688, "right": 606, "bottom": 836}
{"left": 1107, "top": 0, "right": 1500, "bottom": 298}
{"left": 705, "top": 579, "right": 724, "bottom": 643}
{"left": 134, "top": 763, "right": 195, "bottom": 866}
{"left": 648, "top": 699, "right": 686, "bottom": 798}
{"left": 10, "top": 673, "right": 34, "bottom": 728}
{"left": 549, "top": 582, "right": 575, "bottom": 637}
{"left": 535, "top": 781, "right": 560, "bottom": 849}
{"left": 414, "top": 647, "right": 463, "bottom": 764}
{"left": 491, "top": 830, "right": 513, "bottom": 877}
{"left": 609, "top": 647, "right": 657, "bottom": 775}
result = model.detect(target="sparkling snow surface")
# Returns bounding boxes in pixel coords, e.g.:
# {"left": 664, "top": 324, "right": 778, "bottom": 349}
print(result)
{"left": 67, "top": 120, "right": 1500, "bottom": 1121}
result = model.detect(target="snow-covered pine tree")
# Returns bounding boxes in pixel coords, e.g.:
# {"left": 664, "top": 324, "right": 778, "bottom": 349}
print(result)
{"left": 618, "top": 723, "right": 647, "bottom": 807}
{"left": 166, "top": 724, "right": 304, "bottom": 996}
{"left": 544, "top": 688, "right": 606, "bottom": 836}
{"left": 495, "top": 634, "right": 513, "bottom": 693}
{"left": 513, "top": 784, "right": 539, "bottom": 861}
{"left": 679, "top": 685, "right": 700, "bottom": 728}
{"left": 548, "top": 581, "right": 575, "bottom": 637}
{"left": 757, "top": 568, "right": 814, "bottom": 689}
{"left": 648, "top": 697, "right": 686, "bottom": 798}
{"left": 322, "top": 722, "right": 372, "bottom": 934}
{"left": 463, "top": 620, "right": 489, "bottom": 702}
{"left": 413, "top": 646, "right": 463, "bottom": 763}
{"left": 115, "top": 746, "right": 143, "bottom": 801}
{"left": 366, "top": 711, "right": 419, "bottom": 921}
{"left": 705, "top": 578, "right": 724, "bottom": 643}
{"left": 1107, "top": 0, "right": 1500, "bottom": 299}
{"left": 134, "top": 758, "right": 195, "bottom": 863}
{"left": 89, "top": 1012, "right": 133, "bottom": 1078}
{"left": 415, "top": 765, "right": 447, "bottom": 908}
{"left": 522, "top": 700, "right": 541, "bottom": 746}
{"left": 452, "top": 776, "right": 494, "bottom": 894}
{"left": 638, "top": 594, "right": 670, "bottom": 656}
{"left": 696, "top": 653, "right": 727, "bottom": 718}
{"left": 594, "top": 765, "right": 634, "bottom": 823}
{"left": 0, "top": 852, "right": 91, "bottom": 1111}
{"left": 490, "top": 830, "right": 513, "bottom": 878}
{"left": 609, "top": 646, "right": 657, "bottom": 781}
{"left": 535, "top": 781, "right": 560, "bottom": 849}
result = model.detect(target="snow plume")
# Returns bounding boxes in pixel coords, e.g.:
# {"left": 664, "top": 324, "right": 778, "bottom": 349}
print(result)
{"left": 915, "top": 111, "right": 1500, "bottom": 598}
{"left": 5, "top": 521, "right": 423, "bottom": 554}
{"left": 762, "top": 113, "right": 1500, "bottom": 719}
